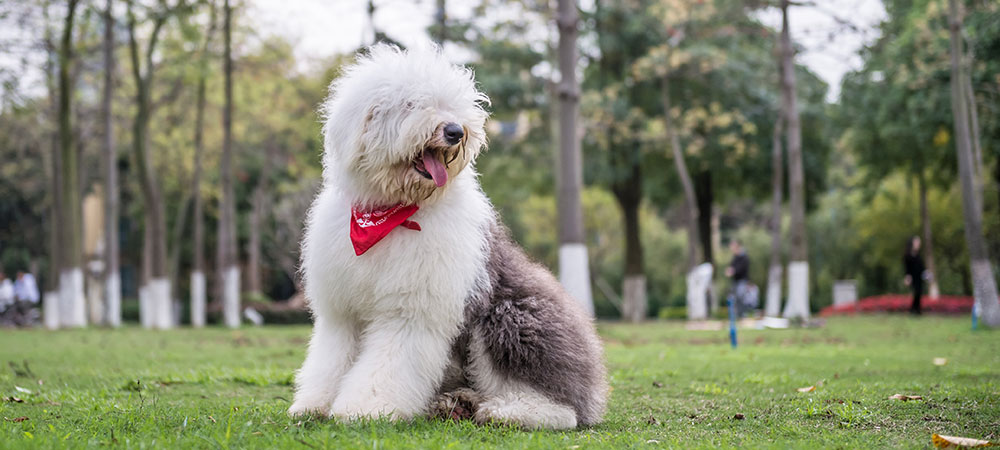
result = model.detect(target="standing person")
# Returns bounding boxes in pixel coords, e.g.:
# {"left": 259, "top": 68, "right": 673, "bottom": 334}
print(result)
{"left": 903, "top": 236, "right": 928, "bottom": 315}
{"left": 15, "top": 271, "right": 40, "bottom": 304}
{"left": 0, "top": 272, "right": 14, "bottom": 317}
{"left": 725, "top": 239, "right": 757, "bottom": 316}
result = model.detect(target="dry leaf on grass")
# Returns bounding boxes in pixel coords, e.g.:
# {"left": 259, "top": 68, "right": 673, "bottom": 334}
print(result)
{"left": 933, "top": 358, "right": 948, "bottom": 366}
{"left": 797, "top": 386, "right": 816, "bottom": 393}
{"left": 932, "top": 434, "right": 996, "bottom": 448}
{"left": 6, "top": 416, "right": 29, "bottom": 423}
{"left": 889, "top": 394, "right": 923, "bottom": 401}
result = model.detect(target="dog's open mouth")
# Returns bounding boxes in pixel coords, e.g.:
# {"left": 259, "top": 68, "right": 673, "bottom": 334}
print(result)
{"left": 413, "top": 147, "right": 450, "bottom": 187}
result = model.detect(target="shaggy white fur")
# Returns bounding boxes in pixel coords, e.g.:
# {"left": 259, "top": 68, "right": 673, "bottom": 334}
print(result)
{"left": 290, "top": 45, "right": 600, "bottom": 429}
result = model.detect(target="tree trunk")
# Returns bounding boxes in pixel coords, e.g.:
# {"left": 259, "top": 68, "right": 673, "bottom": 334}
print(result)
{"left": 614, "top": 160, "right": 645, "bottom": 322}
{"left": 219, "top": 0, "right": 241, "bottom": 327}
{"left": 102, "top": 0, "right": 121, "bottom": 327}
{"left": 947, "top": 0, "right": 1000, "bottom": 327}
{"left": 780, "top": 0, "right": 809, "bottom": 320}
{"left": 662, "top": 75, "right": 700, "bottom": 271}
{"left": 189, "top": 0, "right": 216, "bottom": 328}
{"left": 555, "top": 0, "right": 593, "bottom": 315}
{"left": 918, "top": 172, "right": 940, "bottom": 299}
{"left": 127, "top": 2, "right": 172, "bottom": 329}
{"left": 963, "top": 63, "right": 984, "bottom": 215}
{"left": 42, "top": 3, "right": 62, "bottom": 329}
{"left": 434, "top": 0, "right": 446, "bottom": 45}
{"left": 58, "top": 0, "right": 86, "bottom": 328}
{"left": 247, "top": 182, "right": 265, "bottom": 295}
{"left": 765, "top": 114, "right": 784, "bottom": 317}
{"left": 694, "top": 171, "right": 713, "bottom": 268}
{"left": 191, "top": 75, "right": 208, "bottom": 327}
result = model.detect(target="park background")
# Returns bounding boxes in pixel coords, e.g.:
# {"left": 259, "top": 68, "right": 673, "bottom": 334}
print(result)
{"left": 1, "top": 1, "right": 999, "bottom": 448}
{"left": 2, "top": 0, "right": 999, "bottom": 325}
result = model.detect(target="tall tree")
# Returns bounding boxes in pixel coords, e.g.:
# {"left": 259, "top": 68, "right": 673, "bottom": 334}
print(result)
{"left": 218, "top": 0, "right": 240, "bottom": 327}
{"left": 947, "top": 0, "right": 999, "bottom": 327}
{"left": 555, "top": 0, "right": 594, "bottom": 315}
{"left": 191, "top": 0, "right": 216, "bottom": 328}
{"left": 779, "top": 0, "right": 809, "bottom": 319}
{"left": 127, "top": 0, "right": 176, "bottom": 329}
{"left": 765, "top": 112, "right": 783, "bottom": 317}
{"left": 102, "top": 0, "right": 121, "bottom": 327}
{"left": 663, "top": 75, "right": 700, "bottom": 272}
{"left": 58, "top": 0, "right": 86, "bottom": 327}
{"left": 42, "top": 2, "right": 64, "bottom": 329}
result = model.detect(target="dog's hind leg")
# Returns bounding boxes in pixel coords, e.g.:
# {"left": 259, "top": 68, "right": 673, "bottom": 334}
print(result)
{"left": 330, "top": 315, "right": 455, "bottom": 420}
{"left": 465, "top": 332, "right": 577, "bottom": 429}
{"left": 474, "top": 384, "right": 577, "bottom": 430}
{"left": 289, "top": 315, "right": 359, "bottom": 416}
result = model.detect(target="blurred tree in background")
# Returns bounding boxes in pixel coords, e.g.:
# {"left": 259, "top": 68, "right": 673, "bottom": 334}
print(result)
{"left": 0, "top": 0, "right": 997, "bottom": 324}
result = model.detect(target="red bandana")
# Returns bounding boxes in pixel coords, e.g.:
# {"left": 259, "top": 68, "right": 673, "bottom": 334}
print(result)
{"left": 350, "top": 203, "right": 421, "bottom": 255}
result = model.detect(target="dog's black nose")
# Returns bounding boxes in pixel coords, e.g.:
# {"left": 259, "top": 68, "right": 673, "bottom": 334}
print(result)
{"left": 443, "top": 123, "right": 464, "bottom": 145}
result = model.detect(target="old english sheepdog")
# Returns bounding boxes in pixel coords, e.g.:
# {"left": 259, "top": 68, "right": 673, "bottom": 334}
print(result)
{"left": 289, "top": 44, "right": 607, "bottom": 430}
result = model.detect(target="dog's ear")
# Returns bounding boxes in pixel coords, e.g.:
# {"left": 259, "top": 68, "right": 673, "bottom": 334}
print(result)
{"left": 362, "top": 105, "right": 380, "bottom": 134}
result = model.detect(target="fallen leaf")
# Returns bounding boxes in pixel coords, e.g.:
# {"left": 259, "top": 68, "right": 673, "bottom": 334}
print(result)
{"left": 933, "top": 358, "right": 948, "bottom": 366}
{"left": 932, "top": 434, "right": 996, "bottom": 448}
{"left": 3, "top": 397, "right": 24, "bottom": 403}
{"left": 889, "top": 394, "right": 923, "bottom": 401}
{"left": 797, "top": 386, "right": 816, "bottom": 393}
{"left": 733, "top": 413, "right": 745, "bottom": 420}
{"left": 652, "top": 381, "right": 663, "bottom": 388}
{"left": 645, "top": 415, "right": 659, "bottom": 425}
{"left": 7, "top": 416, "right": 29, "bottom": 423}
{"left": 208, "top": 415, "right": 217, "bottom": 424}
{"left": 14, "top": 386, "right": 32, "bottom": 395}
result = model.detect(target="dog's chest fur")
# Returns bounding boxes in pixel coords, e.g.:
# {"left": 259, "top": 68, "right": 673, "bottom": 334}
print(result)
{"left": 303, "top": 172, "right": 493, "bottom": 329}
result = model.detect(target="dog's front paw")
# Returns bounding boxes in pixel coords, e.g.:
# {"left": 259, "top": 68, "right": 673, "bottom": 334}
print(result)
{"left": 288, "top": 399, "right": 330, "bottom": 418}
{"left": 330, "top": 392, "right": 408, "bottom": 421}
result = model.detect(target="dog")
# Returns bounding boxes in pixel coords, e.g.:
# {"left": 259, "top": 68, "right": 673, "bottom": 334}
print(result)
{"left": 289, "top": 44, "right": 607, "bottom": 430}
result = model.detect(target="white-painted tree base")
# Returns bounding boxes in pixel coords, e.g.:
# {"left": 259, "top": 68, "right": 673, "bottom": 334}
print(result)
{"left": 686, "top": 263, "right": 713, "bottom": 320}
{"left": 59, "top": 268, "right": 87, "bottom": 327}
{"left": 43, "top": 291, "right": 60, "bottom": 330}
{"left": 105, "top": 273, "right": 121, "bottom": 327}
{"left": 971, "top": 259, "right": 1000, "bottom": 327}
{"left": 764, "top": 264, "right": 783, "bottom": 317}
{"left": 223, "top": 266, "right": 241, "bottom": 328}
{"left": 150, "top": 278, "right": 173, "bottom": 329}
{"left": 558, "top": 243, "right": 594, "bottom": 316}
{"left": 783, "top": 261, "right": 810, "bottom": 320}
{"left": 139, "top": 285, "right": 152, "bottom": 329}
{"left": 190, "top": 271, "right": 206, "bottom": 328}
{"left": 622, "top": 275, "right": 647, "bottom": 322}
{"left": 87, "top": 273, "right": 104, "bottom": 326}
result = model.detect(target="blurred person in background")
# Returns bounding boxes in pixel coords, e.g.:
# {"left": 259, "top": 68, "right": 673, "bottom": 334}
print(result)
{"left": 0, "top": 272, "right": 14, "bottom": 315}
{"left": 725, "top": 239, "right": 758, "bottom": 316}
{"left": 13, "top": 271, "right": 41, "bottom": 326}
{"left": 903, "top": 236, "right": 929, "bottom": 315}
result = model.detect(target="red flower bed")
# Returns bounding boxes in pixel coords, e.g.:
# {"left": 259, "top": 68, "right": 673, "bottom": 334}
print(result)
{"left": 819, "top": 294, "right": 975, "bottom": 317}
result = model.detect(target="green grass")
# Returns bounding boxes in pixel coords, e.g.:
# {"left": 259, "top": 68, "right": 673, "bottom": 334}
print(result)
{"left": 1, "top": 316, "right": 997, "bottom": 448}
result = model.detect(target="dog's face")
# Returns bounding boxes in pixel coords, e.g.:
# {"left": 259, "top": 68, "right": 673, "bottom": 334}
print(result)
{"left": 322, "top": 45, "right": 490, "bottom": 206}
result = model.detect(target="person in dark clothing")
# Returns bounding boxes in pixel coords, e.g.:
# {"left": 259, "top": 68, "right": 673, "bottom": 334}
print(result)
{"left": 903, "top": 236, "right": 927, "bottom": 315}
{"left": 725, "top": 239, "right": 757, "bottom": 315}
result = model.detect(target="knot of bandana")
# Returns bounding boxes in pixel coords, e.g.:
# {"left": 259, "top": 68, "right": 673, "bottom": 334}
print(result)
{"left": 350, "top": 203, "right": 421, "bottom": 255}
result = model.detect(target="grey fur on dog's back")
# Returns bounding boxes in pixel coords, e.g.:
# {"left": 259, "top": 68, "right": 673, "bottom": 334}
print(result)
{"left": 458, "top": 220, "right": 609, "bottom": 426}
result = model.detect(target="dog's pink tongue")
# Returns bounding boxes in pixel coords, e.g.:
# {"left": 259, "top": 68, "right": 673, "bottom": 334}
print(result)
{"left": 422, "top": 149, "right": 448, "bottom": 187}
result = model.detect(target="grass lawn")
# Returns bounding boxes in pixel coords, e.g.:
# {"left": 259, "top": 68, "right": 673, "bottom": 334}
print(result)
{"left": 1, "top": 316, "right": 997, "bottom": 448}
